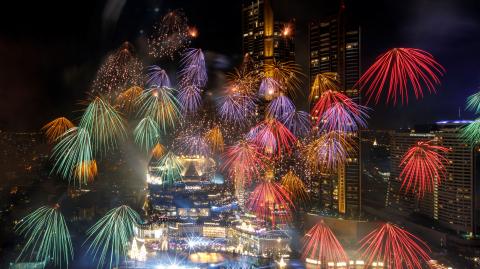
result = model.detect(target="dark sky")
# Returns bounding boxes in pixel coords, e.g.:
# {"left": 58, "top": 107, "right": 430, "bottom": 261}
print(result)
{"left": 0, "top": 0, "right": 479, "bottom": 130}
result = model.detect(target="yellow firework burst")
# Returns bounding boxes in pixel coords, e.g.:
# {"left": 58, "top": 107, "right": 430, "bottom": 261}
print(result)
{"left": 151, "top": 143, "right": 166, "bottom": 159}
{"left": 74, "top": 160, "right": 98, "bottom": 184}
{"left": 281, "top": 170, "right": 309, "bottom": 203}
{"left": 310, "top": 72, "right": 340, "bottom": 102}
{"left": 264, "top": 60, "right": 304, "bottom": 96}
{"left": 205, "top": 126, "right": 224, "bottom": 152}
{"left": 115, "top": 86, "right": 143, "bottom": 114}
{"left": 41, "top": 117, "right": 75, "bottom": 144}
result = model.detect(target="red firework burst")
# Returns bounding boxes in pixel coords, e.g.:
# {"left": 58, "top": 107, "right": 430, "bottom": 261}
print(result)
{"left": 302, "top": 220, "right": 348, "bottom": 265}
{"left": 246, "top": 180, "right": 294, "bottom": 226}
{"left": 358, "top": 223, "right": 431, "bottom": 269}
{"left": 248, "top": 118, "right": 297, "bottom": 157}
{"left": 221, "top": 140, "right": 266, "bottom": 185}
{"left": 357, "top": 48, "right": 444, "bottom": 105}
{"left": 400, "top": 140, "right": 450, "bottom": 197}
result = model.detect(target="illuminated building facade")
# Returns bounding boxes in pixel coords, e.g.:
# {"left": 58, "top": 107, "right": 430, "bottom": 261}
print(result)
{"left": 308, "top": 6, "right": 362, "bottom": 218}
{"left": 388, "top": 121, "right": 480, "bottom": 236}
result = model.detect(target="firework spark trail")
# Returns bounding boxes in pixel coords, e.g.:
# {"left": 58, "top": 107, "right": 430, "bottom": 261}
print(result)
{"left": 279, "top": 110, "right": 311, "bottom": 137}
{"left": 148, "top": 10, "right": 191, "bottom": 58}
{"left": 281, "top": 170, "right": 309, "bottom": 203}
{"left": 227, "top": 68, "right": 259, "bottom": 95}
{"left": 301, "top": 220, "right": 348, "bottom": 263}
{"left": 319, "top": 102, "right": 368, "bottom": 133}
{"left": 51, "top": 127, "right": 93, "bottom": 187}
{"left": 399, "top": 140, "right": 450, "bottom": 197}
{"left": 115, "top": 86, "right": 143, "bottom": 115}
{"left": 357, "top": 48, "right": 444, "bottom": 105}
{"left": 79, "top": 96, "right": 126, "bottom": 154}
{"left": 266, "top": 94, "right": 296, "bottom": 119}
{"left": 16, "top": 205, "right": 73, "bottom": 268}
{"left": 179, "top": 48, "right": 207, "bottom": 88}
{"left": 146, "top": 65, "right": 171, "bottom": 88}
{"left": 461, "top": 118, "right": 480, "bottom": 143}
{"left": 358, "top": 223, "right": 431, "bottom": 269}
{"left": 74, "top": 160, "right": 98, "bottom": 183}
{"left": 91, "top": 42, "right": 143, "bottom": 100}
{"left": 178, "top": 85, "right": 202, "bottom": 114}
{"left": 42, "top": 117, "right": 75, "bottom": 144}
{"left": 85, "top": 205, "right": 141, "bottom": 269}
{"left": 304, "top": 131, "right": 354, "bottom": 172}
{"left": 217, "top": 90, "right": 256, "bottom": 125}
{"left": 221, "top": 140, "right": 266, "bottom": 185}
{"left": 246, "top": 180, "right": 294, "bottom": 226}
{"left": 154, "top": 151, "right": 184, "bottom": 185}
{"left": 134, "top": 117, "right": 162, "bottom": 153}
{"left": 466, "top": 91, "right": 480, "bottom": 114}
{"left": 136, "top": 87, "right": 182, "bottom": 133}
{"left": 205, "top": 126, "right": 224, "bottom": 152}
{"left": 176, "top": 134, "right": 211, "bottom": 156}
{"left": 249, "top": 118, "right": 297, "bottom": 157}
{"left": 264, "top": 61, "right": 303, "bottom": 96}
{"left": 309, "top": 72, "right": 340, "bottom": 102}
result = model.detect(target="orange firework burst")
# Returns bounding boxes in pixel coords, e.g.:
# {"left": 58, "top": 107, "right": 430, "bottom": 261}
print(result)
{"left": 151, "top": 143, "right": 166, "bottom": 159}
{"left": 310, "top": 72, "right": 340, "bottom": 102}
{"left": 264, "top": 60, "right": 303, "bottom": 96}
{"left": 42, "top": 117, "right": 75, "bottom": 144}
{"left": 226, "top": 68, "right": 260, "bottom": 95}
{"left": 246, "top": 177, "right": 294, "bottom": 227}
{"left": 400, "top": 140, "right": 450, "bottom": 197}
{"left": 205, "top": 126, "right": 224, "bottom": 152}
{"left": 115, "top": 86, "right": 143, "bottom": 114}
{"left": 74, "top": 160, "right": 98, "bottom": 184}
{"left": 358, "top": 223, "right": 431, "bottom": 269}
{"left": 281, "top": 171, "right": 309, "bottom": 203}
{"left": 302, "top": 220, "right": 348, "bottom": 264}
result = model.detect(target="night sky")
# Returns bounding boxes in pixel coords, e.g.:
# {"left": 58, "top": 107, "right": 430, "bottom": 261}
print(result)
{"left": 1, "top": 0, "right": 480, "bottom": 130}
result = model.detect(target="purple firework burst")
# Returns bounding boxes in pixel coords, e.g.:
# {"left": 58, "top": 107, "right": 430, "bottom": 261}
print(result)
{"left": 319, "top": 103, "right": 368, "bottom": 133}
{"left": 146, "top": 65, "right": 171, "bottom": 88}
{"left": 179, "top": 48, "right": 207, "bottom": 88}
{"left": 178, "top": 85, "right": 202, "bottom": 114}
{"left": 259, "top": 77, "right": 280, "bottom": 97}
{"left": 280, "top": 110, "right": 311, "bottom": 137}
{"left": 266, "top": 94, "right": 295, "bottom": 119}
{"left": 217, "top": 91, "right": 256, "bottom": 125}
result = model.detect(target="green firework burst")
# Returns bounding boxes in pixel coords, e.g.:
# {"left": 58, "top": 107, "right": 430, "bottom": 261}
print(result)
{"left": 51, "top": 127, "right": 93, "bottom": 187}
{"left": 16, "top": 205, "right": 73, "bottom": 268}
{"left": 467, "top": 91, "right": 480, "bottom": 114}
{"left": 85, "top": 205, "right": 141, "bottom": 269}
{"left": 154, "top": 151, "right": 184, "bottom": 185}
{"left": 79, "top": 96, "right": 126, "bottom": 154}
{"left": 134, "top": 117, "right": 161, "bottom": 153}
{"left": 136, "top": 87, "right": 181, "bottom": 133}
{"left": 461, "top": 118, "right": 480, "bottom": 144}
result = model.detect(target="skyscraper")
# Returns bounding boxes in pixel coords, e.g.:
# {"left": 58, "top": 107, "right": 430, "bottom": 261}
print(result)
{"left": 308, "top": 5, "right": 362, "bottom": 218}
{"left": 388, "top": 121, "right": 480, "bottom": 236}
{"left": 242, "top": 0, "right": 295, "bottom": 67}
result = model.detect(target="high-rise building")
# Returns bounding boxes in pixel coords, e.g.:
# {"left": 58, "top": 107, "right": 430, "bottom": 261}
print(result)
{"left": 388, "top": 121, "right": 480, "bottom": 236}
{"left": 242, "top": 0, "right": 295, "bottom": 67}
{"left": 307, "top": 5, "right": 362, "bottom": 218}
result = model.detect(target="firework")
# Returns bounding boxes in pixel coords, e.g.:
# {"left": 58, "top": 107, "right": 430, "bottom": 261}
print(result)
{"left": 301, "top": 220, "right": 348, "bottom": 264}
{"left": 16, "top": 205, "right": 73, "bottom": 268}
{"left": 178, "top": 85, "right": 202, "bottom": 114}
{"left": 136, "top": 87, "right": 181, "bottom": 133}
{"left": 42, "top": 117, "right": 75, "bottom": 144}
{"left": 279, "top": 110, "right": 311, "bottom": 137}
{"left": 319, "top": 102, "right": 368, "bottom": 133}
{"left": 264, "top": 60, "right": 303, "bottom": 96}
{"left": 74, "top": 160, "right": 98, "bottom": 183}
{"left": 217, "top": 90, "right": 256, "bottom": 125}
{"left": 79, "top": 96, "right": 126, "bottom": 154}
{"left": 188, "top": 26, "right": 198, "bottom": 38}
{"left": 115, "top": 86, "right": 143, "bottom": 115}
{"left": 134, "top": 117, "right": 162, "bottom": 153}
{"left": 51, "top": 127, "right": 93, "bottom": 187}
{"left": 205, "top": 126, "right": 224, "bottom": 152}
{"left": 357, "top": 48, "right": 444, "bottom": 105}
{"left": 461, "top": 118, "right": 480, "bottom": 143}
{"left": 154, "top": 151, "right": 184, "bottom": 185}
{"left": 246, "top": 179, "right": 294, "bottom": 226}
{"left": 227, "top": 68, "right": 259, "bottom": 95}
{"left": 266, "top": 94, "right": 295, "bottom": 119}
{"left": 259, "top": 77, "right": 280, "bottom": 97}
{"left": 146, "top": 65, "right": 171, "bottom": 88}
{"left": 466, "top": 91, "right": 480, "bottom": 114}
{"left": 152, "top": 143, "right": 166, "bottom": 159}
{"left": 399, "top": 140, "right": 450, "bottom": 197}
{"left": 221, "top": 140, "right": 266, "bottom": 184}
{"left": 310, "top": 72, "right": 340, "bottom": 102}
{"left": 85, "top": 205, "right": 141, "bottom": 269}
{"left": 249, "top": 118, "right": 297, "bottom": 157}
{"left": 148, "top": 10, "right": 191, "bottom": 58}
{"left": 91, "top": 42, "right": 143, "bottom": 100}
{"left": 179, "top": 48, "right": 207, "bottom": 88}
{"left": 281, "top": 170, "right": 309, "bottom": 203}
{"left": 176, "top": 134, "right": 211, "bottom": 156}
{"left": 304, "top": 131, "right": 354, "bottom": 172}
{"left": 358, "top": 223, "right": 431, "bottom": 269}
